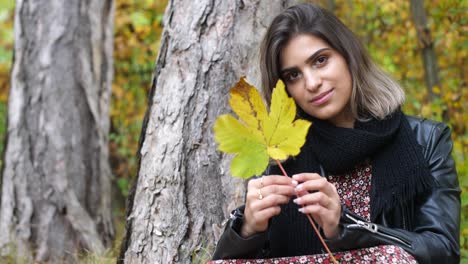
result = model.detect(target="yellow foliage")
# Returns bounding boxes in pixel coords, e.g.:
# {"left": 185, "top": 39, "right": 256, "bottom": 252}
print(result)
{"left": 214, "top": 77, "right": 311, "bottom": 178}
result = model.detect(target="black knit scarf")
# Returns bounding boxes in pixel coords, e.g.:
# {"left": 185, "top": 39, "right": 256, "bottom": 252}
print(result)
{"left": 266, "top": 109, "right": 434, "bottom": 257}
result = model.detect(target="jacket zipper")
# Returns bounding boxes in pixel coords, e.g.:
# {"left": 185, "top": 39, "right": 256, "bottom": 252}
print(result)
{"left": 345, "top": 214, "right": 412, "bottom": 248}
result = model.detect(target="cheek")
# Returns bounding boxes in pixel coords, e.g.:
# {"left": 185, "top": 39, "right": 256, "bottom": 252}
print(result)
{"left": 343, "top": 74, "right": 353, "bottom": 96}
{"left": 285, "top": 85, "right": 293, "bottom": 97}
{"left": 338, "top": 83, "right": 352, "bottom": 106}
{"left": 335, "top": 66, "right": 352, "bottom": 95}
{"left": 286, "top": 84, "right": 300, "bottom": 100}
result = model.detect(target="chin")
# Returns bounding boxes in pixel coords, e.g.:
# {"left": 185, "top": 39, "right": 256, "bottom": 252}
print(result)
{"left": 308, "top": 109, "right": 338, "bottom": 121}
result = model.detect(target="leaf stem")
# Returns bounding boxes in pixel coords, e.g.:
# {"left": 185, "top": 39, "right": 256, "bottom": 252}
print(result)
{"left": 275, "top": 159, "right": 338, "bottom": 264}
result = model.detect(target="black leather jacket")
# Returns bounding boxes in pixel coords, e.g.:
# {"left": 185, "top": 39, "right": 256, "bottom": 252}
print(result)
{"left": 212, "top": 117, "right": 460, "bottom": 263}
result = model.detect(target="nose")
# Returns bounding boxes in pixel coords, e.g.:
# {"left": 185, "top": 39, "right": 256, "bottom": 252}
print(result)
{"left": 304, "top": 71, "right": 322, "bottom": 92}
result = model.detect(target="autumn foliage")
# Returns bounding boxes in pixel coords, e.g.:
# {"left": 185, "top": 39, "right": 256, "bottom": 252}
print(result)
{"left": 111, "top": 0, "right": 167, "bottom": 196}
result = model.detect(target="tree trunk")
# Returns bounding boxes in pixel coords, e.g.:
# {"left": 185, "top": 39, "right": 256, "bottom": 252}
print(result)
{"left": 120, "top": 0, "right": 298, "bottom": 263}
{"left": 0, "top": 0, "right": 115, "bottom": 262}
{"left": 410, "top": 0, "right": 440, "bottom": 100}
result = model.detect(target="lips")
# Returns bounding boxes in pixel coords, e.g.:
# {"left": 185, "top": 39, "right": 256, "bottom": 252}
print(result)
{"left": 310, "top": 89, "right": 334, "bottom": 106}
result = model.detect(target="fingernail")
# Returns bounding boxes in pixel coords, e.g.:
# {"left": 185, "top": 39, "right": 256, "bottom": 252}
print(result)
{"left": 295, "top": 184, "right": 303, "bottom": 192}
{"left": 292, "top": 180, "right": 298, "bottom": 186}
{"left": 298, "top": 208, "right": 305, "bottom": 213}
{"left": 293, "top": 198, "right": 301, "bottom": 204}
{"left": 292, "top": 174, "right": 299, "bottom": 179}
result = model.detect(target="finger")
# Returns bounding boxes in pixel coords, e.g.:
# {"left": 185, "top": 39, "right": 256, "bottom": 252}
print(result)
{"left": 253, "top": 206, "right": 282, "bottom": 223}
{"left": 292, "top": 173, "right": 322, "bottom": 183}
{"left": 243, "top": 205, "right": 282, "bottom": 234}
{"left": 299, "top": 203, "right": 326, "bottom": 215}
{"left": 293, "top": 191, "right": 332, "bottom": 208}
{"left": 294, "top": 189, "right": 309, "bottom": 198}
{"left": 262, "top": 175, "right": 298, "bottom": 187}
{"left": 249, "top": 194, "right": 291, "bottom": 211}
{"left": 261, "top": 184, "right": 296, "bottom": 197}
{"left": 295, "top": 177, "right": 333, "bottom": 194}
{"left": 298, "top": 203, "right": 341, "bottom": 225}
{"left": 246, "top": 184, "right": 295, "bottom": 206}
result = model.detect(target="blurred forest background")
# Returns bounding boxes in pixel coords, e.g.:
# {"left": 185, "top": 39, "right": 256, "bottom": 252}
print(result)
{"left": 0, "top": 0, "right": 465, "bottom": 262}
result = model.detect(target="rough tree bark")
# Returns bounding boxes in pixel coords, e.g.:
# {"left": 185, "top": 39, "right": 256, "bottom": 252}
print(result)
{"left": 0, "top": 0, "right": 115, "bottom": 262}
{"left": 410, "top": 0, "right": 440, "bottom": 101}
{"left": 120, "top": 0, "right": 298, "bottom": 263}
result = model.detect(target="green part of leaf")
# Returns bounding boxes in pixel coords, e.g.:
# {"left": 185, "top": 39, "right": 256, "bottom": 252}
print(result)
{"left": 214, "top": 114, "right": 268, "bottom": 178}
{"left": 214, "top": 114, "right": 263, "bottom": 154}
{"left": 231, "top": 144, "right": 269, "bottom": 179}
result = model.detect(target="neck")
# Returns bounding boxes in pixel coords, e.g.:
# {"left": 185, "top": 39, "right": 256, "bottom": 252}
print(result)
{"left": 329, "top": 110, "right": 355, "bottom": 128}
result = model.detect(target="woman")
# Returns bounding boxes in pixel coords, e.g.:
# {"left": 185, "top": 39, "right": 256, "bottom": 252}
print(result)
{"left": 212, "top": 3, "right": 460, "bottom": 263}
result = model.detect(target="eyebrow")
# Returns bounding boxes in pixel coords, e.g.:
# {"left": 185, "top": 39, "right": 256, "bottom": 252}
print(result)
{"left": 280, "top": 48, "right": 331, "bottom": 75}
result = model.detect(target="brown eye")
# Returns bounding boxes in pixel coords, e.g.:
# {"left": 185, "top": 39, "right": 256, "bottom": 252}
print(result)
{"left": 316, "top": 56, "right": 328, "bottom": 66}
{"left": 286, "top": 71, "right": 301, "bottom": 82}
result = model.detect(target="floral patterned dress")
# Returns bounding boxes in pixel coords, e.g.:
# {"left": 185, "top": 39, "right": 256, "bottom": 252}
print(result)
{"left": 209, "top": 162, "right": 418, "bottom": 264}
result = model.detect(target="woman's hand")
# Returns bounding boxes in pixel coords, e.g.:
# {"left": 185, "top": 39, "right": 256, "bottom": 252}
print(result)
{"left": 241, "top": 175, "right": 297, "bottom": 238}
{"left": 292, "top": 173, "right": 341, "bottom": 239}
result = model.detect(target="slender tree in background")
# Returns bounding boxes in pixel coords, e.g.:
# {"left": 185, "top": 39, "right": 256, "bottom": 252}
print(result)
{"left": 119, "top": 0, "right": 298, "bottom": 263}
{"left": 326, "top": 0, "right": 336, "bottom": 13}
{"left": 0, "top": 0, "right": 115, "bottom": 262}
{"left": 410, "top": 0, "right": 440, "bottom": 101}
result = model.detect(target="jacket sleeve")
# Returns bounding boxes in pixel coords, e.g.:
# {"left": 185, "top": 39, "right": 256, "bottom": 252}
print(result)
{"left": 324, "top": 122, "right": 460, "bottom": 264}
{"left": 211, "top": 206, "right": 268, "bottom": 260}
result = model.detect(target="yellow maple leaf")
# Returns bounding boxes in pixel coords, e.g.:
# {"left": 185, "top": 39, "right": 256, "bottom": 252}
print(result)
{"left": 214, "top": 77, "right": 312, "bottom": 178}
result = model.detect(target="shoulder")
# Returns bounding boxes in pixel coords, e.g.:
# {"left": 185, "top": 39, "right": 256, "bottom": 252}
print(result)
{"left": 405, "top": 115, "right": 452, "bottom": 157}
{"left": 406, "top": 116, "right": 450, "bottom": 149}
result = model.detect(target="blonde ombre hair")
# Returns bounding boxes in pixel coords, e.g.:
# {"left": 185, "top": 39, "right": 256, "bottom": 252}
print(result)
{"left": 260, "top": 3, "right": 404, "bottom": 121}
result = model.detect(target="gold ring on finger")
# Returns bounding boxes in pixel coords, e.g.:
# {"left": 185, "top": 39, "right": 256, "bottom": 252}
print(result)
{"left": 257, "top": 189, "right": 263, "bottom": 200}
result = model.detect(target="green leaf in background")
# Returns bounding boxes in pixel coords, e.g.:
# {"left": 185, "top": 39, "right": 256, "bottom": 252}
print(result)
{"left": 131, "top": 12, "right": 150, "bottom": 27}
{"left": 0, "top": 0, "right": 14, "bottom": 10}
{"left": 0, "top": 9, "right": 9, "bottom": 22}
{"left": 117, "top": 178, "right": 130, "bottom": 197}
{"left": 463, "top": 192, "right": 468, "bottom": 207}
{"left": 0, "top": 47, "right": 12, "bottom": 64}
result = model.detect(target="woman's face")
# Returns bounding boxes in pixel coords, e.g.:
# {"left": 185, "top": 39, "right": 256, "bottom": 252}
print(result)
{"left": 280, "top": 34, "right": 354, "bottom": 128}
